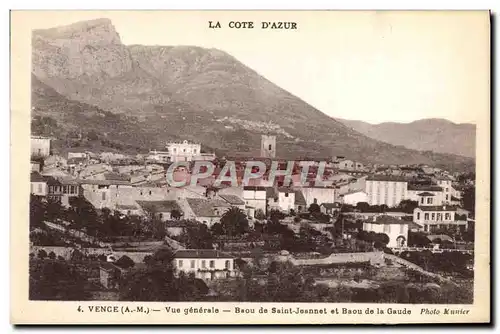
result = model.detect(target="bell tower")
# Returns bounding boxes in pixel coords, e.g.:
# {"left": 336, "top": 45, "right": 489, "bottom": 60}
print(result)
{"left": 260, "top": 135, "right": 276, "bottom": 158}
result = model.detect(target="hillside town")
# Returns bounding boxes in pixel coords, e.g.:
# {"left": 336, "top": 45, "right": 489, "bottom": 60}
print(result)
{"left": 29, "top": 134, "right": 476, "bottom": 303}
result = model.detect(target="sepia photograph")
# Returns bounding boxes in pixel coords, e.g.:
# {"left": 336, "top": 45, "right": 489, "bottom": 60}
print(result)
{"left": 11, "top": 10, "right": 490, "bottom": 324}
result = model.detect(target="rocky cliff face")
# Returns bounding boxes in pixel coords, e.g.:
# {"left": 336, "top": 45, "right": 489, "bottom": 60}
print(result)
{"left": 31, "top": 18, "right": 475, "bottom": 171}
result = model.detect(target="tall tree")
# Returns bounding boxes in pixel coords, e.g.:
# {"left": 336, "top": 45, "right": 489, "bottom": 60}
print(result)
{"left": 220, "top": 207, "right": 249, "bottom": 237}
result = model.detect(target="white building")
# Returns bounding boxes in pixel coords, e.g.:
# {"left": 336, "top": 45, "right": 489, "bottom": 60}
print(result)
{"left": 167, "top": 140, "right": 201, "bottom": 162}
{"left": 362, "top": 215, "right": 412, "bottom": 248}
{"left": 30, "top": 172, "right": 48, "bottom": 196}
{"left": 173, "top": 249, "right": 237, "bottom": 281}
{"left": 243, "top": 186, "right": 267, "bottom": 214}
{"left": 339, "top": 190, "right": 368, "bottom": 206}
{"left": 365, "top": 175, "right": 408, "bottom": 207}
{"left": 336, "top": 159, "right": 364, "bottom": 171}
{"left": 31, "top": 136, "right": 51, "bottom": 158}
{"left": 413, "top": 205, "right": 468, "bottom": 233}
{"left": 407, "top": 183, "right": 445, "bottom": 205}
{"left": 300, "top": 186, "right": 336, "bottom": 208}
{"left": 267, "top": 188, "right": 295, "bottom": 213}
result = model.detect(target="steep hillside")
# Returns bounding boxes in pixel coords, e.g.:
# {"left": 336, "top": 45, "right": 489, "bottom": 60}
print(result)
{"left": 338, "top": 118, "right": 476, "bottom": 158}
{"left": 31, "top": 18, "right": 474, "bottom": 171}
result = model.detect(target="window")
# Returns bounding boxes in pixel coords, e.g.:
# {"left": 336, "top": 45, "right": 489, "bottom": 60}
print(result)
{"left": 431, "top": 213, "right": 435, "bottom": 220}
{"left": 421, "top": 197, "right": 424, "bottom": 204}
{"left": 183, "top": 149, "right": 186, "bottom": 152}
{"left": 102, "top": 192, "right": 106, "bottom": 201}
{"left": 149, "top": 191, "right": 152, "bottom": 195}
{"left": 427, "top": 197, "right": 433, "bottom": 204}
{"left": 416, "top": 212, "right": 420, "bottom": 220}
{"left": 446, "top": 195, "right": 449, "bottom": 201}
{"left": 225, "top": 260, "right": 231, "bottom": 270}
{"left": 285, "top": 193, "right": 289, "bottom": 197}
{"left": 424, "top": 225, "right": 428, "bottom": 232}
{"left": 190, "top": 260, "right": 195, "bottom": 269}
{"left": 209, "top": 260, "right": 215, "bottom": 268}
{"left": 268, "top": 144, "right": 272, "bottom": 151}
{"left": 437, "top": 213, "right": 442, "bottom": 221}
{"left": 178, "top": 260, "right": 183, "bottom": 268}
{"left": 445, "top": 213, "right": 451, "bottom": 220}
{"left": 424, "top": 213, "right": 429, "bottom": 220}
{"left": 201, "top": 260, "right": 206, "bottom": 268}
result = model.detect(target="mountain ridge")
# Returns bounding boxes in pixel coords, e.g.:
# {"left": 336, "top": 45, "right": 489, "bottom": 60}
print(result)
{"left": 337, "top": 118, "right": 476, "bottom": 158}
{"left": 31, "top": 18, "right": 475, "bottom": 171}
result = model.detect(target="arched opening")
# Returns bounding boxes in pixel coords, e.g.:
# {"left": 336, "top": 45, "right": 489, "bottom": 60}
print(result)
{"left": 396, "top": 236, "right": 406, "bottom": 248}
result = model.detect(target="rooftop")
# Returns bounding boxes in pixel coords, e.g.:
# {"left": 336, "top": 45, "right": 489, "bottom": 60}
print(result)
{"left": 417, "top": 192, "right": 435, "bottom": 197}
{"left": 416, "top": 205, "right": 458, "bottom": 212}
{"left": 218, "top": 194, "right": 245, "bottom": 205}
{"left": 366, "top": 175, "right": 409, "bottom": 182}
{"left": 186, "top": 198, "right": 230, "bottom": 217}
{"left": 367, "top": 215, "right": 409, "bottom": 225}
{"left": 174, "top": 249, "right": 234, "bottom": 259}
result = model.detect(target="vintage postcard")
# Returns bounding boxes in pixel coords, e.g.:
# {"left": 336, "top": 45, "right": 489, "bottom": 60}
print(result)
{"left": 10, "top": 10, "right": 490, "bottom": 324}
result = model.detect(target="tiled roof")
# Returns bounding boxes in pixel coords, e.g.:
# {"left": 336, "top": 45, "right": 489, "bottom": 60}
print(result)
{"left": 80, "top": 179, "right": 130, "bottom": 186}
{"left": 30, "top": 172, "right": 46, "bottom": 182}
{"left": 320, "top": 202, "right": 341, "bottom": 209}
{"left": 218, "top": 194, "right": 245, "bottom": 205}
{"left": 367, "top": 215, "right": 409, "bottom": 225}
{"left": 137, "top": 200, "right": 180, "bottom": 213}
{"left": 408, "top": 184, "right": 443, "bottom": 191}
{"left": 186, "top": 198, "right": 230, "bottom": 217}
{"left": 243, "top": 186, "right": 266, "bottom": 191}
{"left": 104, "top": 172, "right": 131, "bottom": 182}
{"left": 417, "top": 192, "right": 435, "bottom": 196}
{"left": 174, "top": 249, "right": 234, "bottom": 259}
{"left": 340, "top": 189, "right": 366, "bottom": 196}
{"left": 366, "top": 175, "right": 409, "bottom": 182}
{"left": 416, "top": 205, "right": 458, "bottom": 212}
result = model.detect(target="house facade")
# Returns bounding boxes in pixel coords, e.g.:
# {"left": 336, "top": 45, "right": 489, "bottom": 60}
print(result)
{"left": 173, "top": 249, "right": 237, "bottom": 281}
{"left": 242, "top": 186, "right": 267, "bottom": 214}
{"left": 339, "top": 190, "right": 368, "bottom": 206}
{"left": 413, "top": 205, "right": 468, "bottom": 233}
{"left": 365, "top": 175, "right": 408, "bottom": 207}
{"left": 362, "top": 215, "right": 411, "bottom": 248}
{"left": 31, "top": 136, "right": 51, "bottom": 158}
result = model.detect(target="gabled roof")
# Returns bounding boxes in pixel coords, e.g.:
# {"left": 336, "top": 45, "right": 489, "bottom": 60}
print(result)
{"left": 417, "top": 192, "right": 435, "bottom": 196}
{"left": 366, "top": 175, "right": 409, "bottom": 182}
{"left": 218, "top": 194, "right": 245, "bottom": 205}
{"left": 30, "top": 172, "right": 46, "bottom": 182}
{"left": 174, "top": 249, "right": 233, "bottom": 259}
{"left": 408, "top": 184, "right": 443, "bottom": 191}
{"left": 243, "top": 186, "right": 266, "bottom": 191}
{"left": 320, "top": 202, "right": 341, "bottom": 209}
{"left": 104, "top": 172, "right": 131, "bottom": 182}
{"left": 416, "top": 205, "right": 458, "bottom": 212}
{"left": 186, "top": 198, "right": 230, "bottom": 217}
{"left": 367, "top": 215, "right": 409, "bottom": 225}
{"left": 137, "top": 200, "right": 180, "bottom": 213}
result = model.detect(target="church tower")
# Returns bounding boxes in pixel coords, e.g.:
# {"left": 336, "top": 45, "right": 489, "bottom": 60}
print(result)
{"left": 260, "top": 135, "right": 276, "bottom": 158}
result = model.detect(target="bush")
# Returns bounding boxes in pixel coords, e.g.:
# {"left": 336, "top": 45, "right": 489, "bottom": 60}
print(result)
{"left": 48, "top": 251, "right": 56, "bottom": 260}
{"left": 37, "top": 249, "right": 47, "bottom": 260}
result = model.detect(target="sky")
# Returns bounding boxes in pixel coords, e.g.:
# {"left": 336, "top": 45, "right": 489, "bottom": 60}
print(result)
{"left": 22, "top": 11, "right": 489, "bottom": 124}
